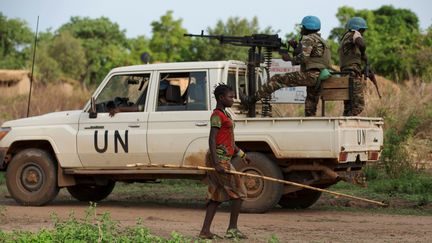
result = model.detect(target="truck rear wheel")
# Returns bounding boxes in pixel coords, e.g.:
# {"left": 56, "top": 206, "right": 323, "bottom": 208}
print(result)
{"left": 67, "top": 181, "right": 115, "bottom": 202}
{"left": 231, "top": 152, "right": 283, "bottom": 213}
{"left": 6, "top": 148, "right": 59, "bottom": 206}
{"left": 278, "top": 189, "right": 322, "bottom": 209}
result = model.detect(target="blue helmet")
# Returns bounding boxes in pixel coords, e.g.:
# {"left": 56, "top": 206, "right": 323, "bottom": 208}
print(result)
{"left": 301, "top": 16, "right": 321, "bottom": 31}
{"left": 346, "top": 17, "right": 368, "bottom": 30}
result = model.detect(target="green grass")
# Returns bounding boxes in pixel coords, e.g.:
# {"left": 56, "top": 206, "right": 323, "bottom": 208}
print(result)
{"left": 331, "top": 171, "right": 432, "bottom": 203}
{"left": 0, "top": 204, "right": 280, "bottom": 242}
{"left": 324, "top": 175, "right": 432, "bottom": 216}
{"left": 111, "top": 179, "right": 207, "bottom": 207}
{"left": 108, "top": 178, "right": 432, "bottom": 216}
{"left": 0, "top": 204, "right": 199, "bottom": 243}
{"left": 0, "top": 172, "right": 6, "bottom": 195}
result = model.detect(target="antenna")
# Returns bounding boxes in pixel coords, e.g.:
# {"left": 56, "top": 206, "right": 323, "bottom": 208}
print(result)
{"left": 27, "top": 16, "right": 39, "bottom": 117}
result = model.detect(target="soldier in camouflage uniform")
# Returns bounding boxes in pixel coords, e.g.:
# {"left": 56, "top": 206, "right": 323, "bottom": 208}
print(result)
{"left": 339, "top": 17, "right": 373, "bottom": 116}
{"left": 242, "top": 15, "right": 332, "bottom": 116}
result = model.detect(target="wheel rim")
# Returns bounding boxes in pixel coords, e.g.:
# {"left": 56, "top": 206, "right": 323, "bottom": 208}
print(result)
{"left": 243, "top": 168, "right": 264, "bottom": 199}
{"left": 20, "top": 162, "right": 44, "bottom": 192}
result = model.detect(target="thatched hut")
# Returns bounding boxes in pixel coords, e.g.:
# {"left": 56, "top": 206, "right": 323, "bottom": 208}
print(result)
{"left": 0, "top": 70, "right": 31, "bottom": 96}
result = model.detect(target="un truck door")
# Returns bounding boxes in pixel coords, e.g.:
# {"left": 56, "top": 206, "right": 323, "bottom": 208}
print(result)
{"left": 77, "top": 72, "right": 151, "bottom": 167}
{"left": 147, "top": 70, "right": 211, "bottom": 166}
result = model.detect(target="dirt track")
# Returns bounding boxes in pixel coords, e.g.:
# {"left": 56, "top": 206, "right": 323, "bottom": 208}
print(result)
{"left": 1, "top": 195, "right": 432, "bottom": 243}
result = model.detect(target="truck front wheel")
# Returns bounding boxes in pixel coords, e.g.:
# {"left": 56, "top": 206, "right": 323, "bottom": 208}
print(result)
{"left": 67, "top": 181, "right": 115, "bottom": 202}
{"left": 278, "top": 189, "right": 322, "bottom": 209}
{"left": 232, "top": 152, "right": 283, "bottom": 213}
{"left": 6, "top": 148, "right": 59, "bottom": 206}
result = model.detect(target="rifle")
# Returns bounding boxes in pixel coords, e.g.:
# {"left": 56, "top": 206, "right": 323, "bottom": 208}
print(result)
{"left": 364, "top": 60, "right": 382, "bottom": 99}
{"left": 184, "top": 31, "right": 288, "bottom": 117}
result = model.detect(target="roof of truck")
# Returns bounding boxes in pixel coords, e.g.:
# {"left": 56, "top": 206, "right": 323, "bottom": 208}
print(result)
{"left": 111, "top": 60, "right": 246, "bottom": 73}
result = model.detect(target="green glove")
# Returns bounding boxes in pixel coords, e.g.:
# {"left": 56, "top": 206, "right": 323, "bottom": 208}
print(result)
{"left": 319, "top": 68, "right": 332, "bottom": 81}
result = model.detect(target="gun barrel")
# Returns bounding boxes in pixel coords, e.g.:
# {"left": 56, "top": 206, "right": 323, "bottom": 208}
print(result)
{"left": 184, "top": 32, "right": 283, "bottom": 49}
{"left": 184, "top": 33, "right": 221, "bottom": 38}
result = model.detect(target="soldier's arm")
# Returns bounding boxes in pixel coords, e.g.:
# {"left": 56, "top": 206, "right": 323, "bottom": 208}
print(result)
{"left": 353, "top": 31, "right": 367, "bottom": 61}
{"left": 109, "top": 105, "right": 139, "bottom": 117}
{"left": 293, "top": 37, "right": 313, "bottom": 64}
{"left": 279, "top": 50, "right": 292, "bottom": 62}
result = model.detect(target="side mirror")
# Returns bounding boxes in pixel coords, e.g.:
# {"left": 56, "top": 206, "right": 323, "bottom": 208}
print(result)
{"left": 89, "top": 97, "right": 97, "bottom": 119}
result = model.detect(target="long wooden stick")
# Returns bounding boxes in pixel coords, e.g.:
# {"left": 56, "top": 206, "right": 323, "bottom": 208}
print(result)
{"left": 127, "top": 163, "right": 387, "bottom": 207}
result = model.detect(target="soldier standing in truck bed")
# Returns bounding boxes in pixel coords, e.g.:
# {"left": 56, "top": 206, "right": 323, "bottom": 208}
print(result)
{"left": 339, "top": 17, "right": 375, "bottom": 116}
{"left": 242, "top": 15, "right": 332, "bottom": 116}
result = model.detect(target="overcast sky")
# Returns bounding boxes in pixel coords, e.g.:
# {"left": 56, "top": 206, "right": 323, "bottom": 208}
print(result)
{"left": 1, "top": 0, "right": 431, "bottom": 39}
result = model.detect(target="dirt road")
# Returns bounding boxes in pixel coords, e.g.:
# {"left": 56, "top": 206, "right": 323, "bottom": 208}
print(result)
{"left": 1, "top": 194, "right": 431, "bottom": 242}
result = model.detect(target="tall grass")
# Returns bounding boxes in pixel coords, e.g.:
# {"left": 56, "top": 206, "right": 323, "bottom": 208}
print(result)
{"left": 0, "top": 83, "right": 90, "bottom": 124}
{"left": 377, "top": 83, "right": 432, "bottom": 177}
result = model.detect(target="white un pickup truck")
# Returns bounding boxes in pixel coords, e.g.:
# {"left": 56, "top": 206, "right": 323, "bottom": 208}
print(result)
{"left": 0, "top": 60, "right": 383, "bottom": 213}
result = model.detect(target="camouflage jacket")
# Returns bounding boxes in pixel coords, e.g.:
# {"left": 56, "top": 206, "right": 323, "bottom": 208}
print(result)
{"left": 339, "top": 30, "right": 363, "bottom": 74}
{"left": 293, "top": 32, "right": 331, "bottom": 71}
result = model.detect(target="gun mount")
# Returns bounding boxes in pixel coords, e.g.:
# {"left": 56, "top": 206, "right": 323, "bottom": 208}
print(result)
{"left": 185, "top": 31, "right": 288, "bottom": 117}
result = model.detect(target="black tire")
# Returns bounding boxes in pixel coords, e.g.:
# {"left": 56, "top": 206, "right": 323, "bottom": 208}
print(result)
{"left": 67, "top": 181, "right": 115, "bottom": 202}
{"left": 231, "top": 152, "right": 283, "bottom": 213}
{"left": 6, "top": 148, "right": 59, "bottom": 206}
{"left": 278, "top": 189, "right": 322, "bottom": 209}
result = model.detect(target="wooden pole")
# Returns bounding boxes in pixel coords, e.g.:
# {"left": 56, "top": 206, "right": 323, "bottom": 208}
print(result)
{"left": 128, "top": 163, "right": 387, "bottom": 207}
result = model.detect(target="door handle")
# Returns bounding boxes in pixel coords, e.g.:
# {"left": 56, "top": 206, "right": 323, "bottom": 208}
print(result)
{"left": 84, "top": 125, "right": 104, "bottom": 129}
{"left": 128, "top": 124, "right": 140, "bottom": 128}
{"left": 195, "top": 122, "right": 208, "bottom": 127}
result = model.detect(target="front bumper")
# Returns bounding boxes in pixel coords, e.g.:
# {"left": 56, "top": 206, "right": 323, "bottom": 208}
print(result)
{"left": 0, "top": 147, "right": 7, "bottom": 170}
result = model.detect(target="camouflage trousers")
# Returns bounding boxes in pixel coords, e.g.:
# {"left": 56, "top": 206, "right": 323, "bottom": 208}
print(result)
{"left": 343, "top": 74, "right": 365, "bottom": 116}
{"left": 256, "top": 70, "right": 320, "bottom": 116}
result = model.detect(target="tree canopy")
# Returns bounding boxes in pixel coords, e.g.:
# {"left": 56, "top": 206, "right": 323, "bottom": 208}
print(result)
{"left": 1, "top": 6, "right": 431, "bottom": 86}
{"left": 0, "top": 13, "right": 33, "bottom": 69}
{"left": 58, "top": 16, "right": 129, "bottom": 86}
{"left": 329, "top": 5, "right": 430, "bottom": 82}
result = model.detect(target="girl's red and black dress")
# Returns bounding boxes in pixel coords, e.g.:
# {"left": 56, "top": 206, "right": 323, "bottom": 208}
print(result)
{"left": 205, "top": 108, "right": 247, "bottom": 202}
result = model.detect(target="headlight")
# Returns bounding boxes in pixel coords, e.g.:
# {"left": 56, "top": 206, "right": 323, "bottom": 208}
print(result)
{"left": 0, "top": 127, "right": 11, "bottom": 141}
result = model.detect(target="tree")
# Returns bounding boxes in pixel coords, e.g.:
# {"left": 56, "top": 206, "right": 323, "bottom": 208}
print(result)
{"left": 35, "top": 43, "right": 61, "bottom": 84}
{"left": 58, "top": 16, "right": 129, "bottom": 86}
{"left": 149, "top": 11, "right": 191, "bottom": 62}
{"left": 405, "top": 25, "right": 432, "bottom": 83}
{"left": 0, "top": 12, "right": 33, "bottom": 68}
{"left": 127, "top": 35, "right": 152, "bottom": 64}
{"left": 49, "top": 31, "right": 86, "bottom": 81}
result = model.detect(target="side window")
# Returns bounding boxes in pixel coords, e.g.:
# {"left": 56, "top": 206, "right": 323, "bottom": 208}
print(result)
{"left": 157, "top": 71, "right": 208, "bottom": 111}
{"left": 228, "top": 68, "right": 247, "bottom": 98}
{"left": 95, "top": 73, "right": 150, "bottom": 112}
{"left": 238, "top": 69, "right": 247, "bottom": 95}
{"left": 227, "top": 69, "right": 237, "bottom": 98}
